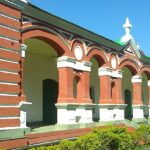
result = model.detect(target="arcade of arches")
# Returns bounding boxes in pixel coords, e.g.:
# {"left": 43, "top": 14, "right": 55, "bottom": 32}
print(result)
{"left": 1, "top": 0, "right": 150, "bottom": 134}
{"left": 21, "top": 35, "right": 150, "bottom": 126}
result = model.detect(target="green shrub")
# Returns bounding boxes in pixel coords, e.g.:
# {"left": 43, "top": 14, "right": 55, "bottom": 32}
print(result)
{"left": 110, "top": 127, "right": 132, "bottom": 150}
{"left": 93, "top": 126, "right": 132, "bottom": 150}
{"left": 130, "top": 132, "right": 141, "bottom": 148}
{"left": 118, "top": 132, "right": 132, "bottom": 150}
{"left": 109, "top": 126, "right": 127, "bottom": 134}
{"left": 46, "top": 145, "right": 60, "bottom": 150}
{"left": 29, "top": 125, "right": 150, "bottom": 150}
{"left": 28, "top": 145, "right": 60, "bottom": 150}
{"left": 93, "top": 128, "right": 119, "bottom": 150}
{"left": 136, "top": 125, "right": 150, "bottom": 145}
{"left": 57, "top": 139, "right": 75, "bottom": 150}
{"left": 75, "top": 132, "right": 101, "bottom": 150}
{"left": 29, "top": 146, "right": 47, "bottom": 150}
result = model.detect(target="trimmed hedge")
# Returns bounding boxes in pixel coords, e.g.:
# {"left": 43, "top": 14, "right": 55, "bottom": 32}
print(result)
{"left": 28, "top": 125, "right": 150, "bottom": 150}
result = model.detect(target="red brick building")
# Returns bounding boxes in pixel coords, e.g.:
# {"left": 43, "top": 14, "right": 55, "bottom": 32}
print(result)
{"left": 0, "top": 0, "right": 150, "bottom": 149}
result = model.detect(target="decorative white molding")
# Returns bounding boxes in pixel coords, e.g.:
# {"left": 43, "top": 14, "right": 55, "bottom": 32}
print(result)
{"left": 0, "top": 36, "right": 19, "bottom": 43}
{"left": 57, "top": 56, "right": 92, "bottom": 72}
{"left": 19, "top": 101, "right": 32, "bottom": 107}
{"left": 98, "top": 67, "right": 122, "bottom": 78}
{"left": 0, "top": 102, "right": 32, "bottom": 129}
{"left": 0, "top": 70, "right": 18, "bottom": 75}
{"left": 132, "top": 106, "right": 144, "bottom": 119}
{"left": 20, "top": 101, "right": 32, "bottom": 127}
{"left": 131, "top": 75, "right": 142, "bottom": 83}
{"left": 0, "top": 93, "right": 18, "bottom": 97}
{"left": 74, "top": 46, "right": 83, "bottom": 60}
{"left": 56, "top": 103, "right": 76, "bottom": 124}
{"left": 56, "top": 103, "right": 94, "bottom": 124}
{"left": 0, "top": 13, "right": 19, "bottom": 22}
{"left": 0, "top": 126, "right": 28, "bottom": 130}
{"left": 57, "top": 56, "right": 76, "bottom": 68}
{"left": 0, "top": 117, "right": 19, "bottom": 119}
{"left": 76, "top": 108, "right": 93, "bottom": 123}
{"left": 0, "top": 101, "right": 32, "bottom": 108}
{"left": 0, "top": 82, "right": 18, "bottom": 85}
{"left": 0, "top": 47, "right": 19, "bottom": 53}
{"left": 0, "top": 105, "right": 19, "bottom": 108}
{"left": 98, "top": 104, "right": 126, "bottom": 121}
{"left": 57, "top": 29, "right": 74, "bottom": 42}
{"left": 21, "top": 44, "right": 27, "bottom": 58}
{"left": 111, "top": 57, "right": 117, "bottom": 69}
{"left": 0, "top": 24, "right": 19, "bottom": 32}
{"left": 0, "top": 58, "right": 18, "bottom": 64}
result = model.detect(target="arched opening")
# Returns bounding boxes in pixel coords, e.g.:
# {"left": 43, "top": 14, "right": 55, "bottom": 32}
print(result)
{"left": 23, "top": 38, "right": 60, "bottom": 127}
{"left": 90, "top": 58, "right": 100, "bottom": 103}
{"left": 43, "top": 79, "right": 58, "bottom": 124}
{"left": 122, "top": 67, "right": 133, "bottom": 120}
{"left": 111, "top": 81, "right": 116, "bottom": 101}
{"left": 90, "top": 55, "right": 105, "bottom": 122}
{"left": 142, "top": 73, "right": 149, "bottom": 118}
{"left": 124, "top": 89, "right": 132, "bottom": 119}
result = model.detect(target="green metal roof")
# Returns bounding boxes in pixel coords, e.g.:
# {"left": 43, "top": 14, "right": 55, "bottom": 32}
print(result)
{"left": 1, "top": 0, "right": 124, "bottom": 52}
{"left": 22, "top": 2, "right": 123, "bottom": 51}
{"left": 115, "top": 40, "right": 125, "bottom": 46}
{"left": 1, "top": 0, "right": 150, "bottom": 64}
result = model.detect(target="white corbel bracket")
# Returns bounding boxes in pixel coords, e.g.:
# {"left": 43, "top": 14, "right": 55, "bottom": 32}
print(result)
{"left": 20, "top": 101, "right": 32, "bottom": 108}
{"left": 19, "top": 101, "right": 32, "bottom": 128}
{"left": 57, "top": 56, "right": 92, "bottom": 72}
{"left": 131, "top": 75, "right": 142, "bottom": 83}
{"left": 98, "top": 67, "right": 122, "bottom": 78}
{"left": 20, "top": 44, "right": 27, "bottom": 58}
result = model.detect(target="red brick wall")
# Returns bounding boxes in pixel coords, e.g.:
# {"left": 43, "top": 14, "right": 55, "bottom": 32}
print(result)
{"left": 0, "top": 3, "right": 22, "bottom": 128}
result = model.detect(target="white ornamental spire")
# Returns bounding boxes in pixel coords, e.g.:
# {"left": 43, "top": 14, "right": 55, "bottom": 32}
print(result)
{"left": 123, "top": 17, "right": 132, "bottom": 35}
{"left": 120, "top": 17, "right": 134, "bottom": 43}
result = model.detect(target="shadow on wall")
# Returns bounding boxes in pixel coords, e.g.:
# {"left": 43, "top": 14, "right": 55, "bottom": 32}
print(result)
{"left": 90, "top": 86, "right": 100, "bottom": 122}
{"left": 124, "top": 89, "right": 133, "bottom": 120}
{"left": 43, "top": 79, "right": 58, "bottom": 125}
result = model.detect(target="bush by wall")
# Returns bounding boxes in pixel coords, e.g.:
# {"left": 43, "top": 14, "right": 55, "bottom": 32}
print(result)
{"left": 28, "top": 125, "right": 150, "bottom": 150}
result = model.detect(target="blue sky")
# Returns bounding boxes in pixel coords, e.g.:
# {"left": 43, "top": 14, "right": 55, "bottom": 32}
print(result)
{"left": 31, "top": 0, "right": 150, "bottom": 56}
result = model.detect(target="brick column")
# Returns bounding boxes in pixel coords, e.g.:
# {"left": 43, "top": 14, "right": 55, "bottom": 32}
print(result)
{"left": 77, "top": 72, "right": 92, "bottom": 104}
{"left": 56, "top": 56, "right": 76, "bottom": 124}
{"left": 57, "top": 67, "right": 74, "bottom": 103}
{"left": 0, "top": 2, "right": 31, "bottom": 137}
{"left": 147, "top": 80, "right": 150, "bottom": 105}
{"left": 98, "top": 67, "right": 115, "bottom": 104}
{"left": 147, "top": 80, "right": 150, "bottom": 119}
{"left": 115, "top": 72, "right": 123, "bottom": 104}
{"left": 131, "top": 75, "right": 145, "bottom": 119}
{"left": 20, "top": 44, "right": 32, "bottom": 128}
{"left": 132, "top": 75, "right": 143, "bottom": 105}
{"left": 56, "top": 57, "right": 94, "bottom": 124}
{"left": 20, "top": 44, "right": 27, "bottom": 102}
{"left": 99, "top": 75, "right": 111, "bottom": 104}
{"left": 98, "top": 67, "right": 125, "bottom": 121}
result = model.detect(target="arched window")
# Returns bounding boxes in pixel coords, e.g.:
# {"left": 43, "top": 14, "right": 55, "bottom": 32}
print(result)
{"left": 73, "top": 75, "right": 80, "bottom": 99}
{"left": 111, "top": 81, "right": 116, "bottom": 100}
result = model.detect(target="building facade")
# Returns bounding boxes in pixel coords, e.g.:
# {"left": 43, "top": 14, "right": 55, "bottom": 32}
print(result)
{"left": 1, "top": 0, "right": 150, "bottom": 148}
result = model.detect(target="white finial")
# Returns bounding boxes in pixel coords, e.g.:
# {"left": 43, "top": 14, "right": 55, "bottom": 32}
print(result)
{"left": 123, "top": 17, "right": 132, "bottom": 35}
{"left": 136, "top": 43, "right": 140, "bottom": 50}
{"left": 120, "top": 17, "right": 134, "bottom": 43}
